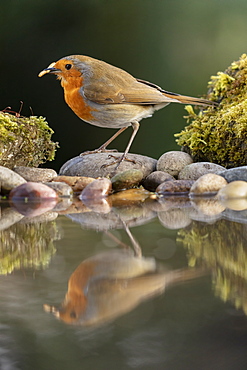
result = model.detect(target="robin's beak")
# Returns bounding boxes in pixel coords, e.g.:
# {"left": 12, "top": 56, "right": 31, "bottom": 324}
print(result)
{"left": 38, "top": 62, "right": 61, "bottom": 77}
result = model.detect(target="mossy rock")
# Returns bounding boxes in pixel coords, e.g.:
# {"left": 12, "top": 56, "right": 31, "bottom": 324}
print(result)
{"left": 175, "top": 54, "right": 247, "bottom": 168}
{"left": 0, "top": 111, "right": 58, "bottom": 168}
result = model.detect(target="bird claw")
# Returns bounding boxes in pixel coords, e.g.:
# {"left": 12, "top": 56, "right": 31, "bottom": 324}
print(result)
{"left": 101, "top": 154, "right": 136, "bottom": 169}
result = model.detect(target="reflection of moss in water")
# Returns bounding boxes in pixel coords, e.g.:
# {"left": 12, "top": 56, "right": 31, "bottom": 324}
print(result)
{"left": 0, "top": 222, "right": 60, "bottom": 275}
{"left": 175, "top": 54, "right": 247, "bottom": 168}
{"left": 177, "top": 220, "right": 247, "bottom": 313}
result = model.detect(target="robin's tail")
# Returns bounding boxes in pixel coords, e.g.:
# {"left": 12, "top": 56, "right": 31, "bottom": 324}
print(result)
{"left": 137, "top": 79, "right": 218, "bottom": 107}
{"left": 162, "top": 90, "right": 217, "bottom": 107}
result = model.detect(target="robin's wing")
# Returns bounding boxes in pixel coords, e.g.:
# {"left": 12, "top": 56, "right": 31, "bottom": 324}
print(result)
{"left": 82, "top": 73, "right": 179, "bottom": 105}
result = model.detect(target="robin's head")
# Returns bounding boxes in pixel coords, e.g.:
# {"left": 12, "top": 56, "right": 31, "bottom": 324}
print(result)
{"left": 38, "top": 56, "right": 84, "bottom": 82}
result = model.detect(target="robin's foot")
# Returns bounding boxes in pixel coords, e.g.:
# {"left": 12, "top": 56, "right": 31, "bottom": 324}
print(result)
{"left": 80, "top": 148, "right": 118, "bottom": 156}
{"left": 101, "top": 154, "right": 136, "bottom": 169}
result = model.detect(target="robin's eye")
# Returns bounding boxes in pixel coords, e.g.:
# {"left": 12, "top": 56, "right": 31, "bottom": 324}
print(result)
{"left": 65, "top": 64, "right": 72, "bottom": 70}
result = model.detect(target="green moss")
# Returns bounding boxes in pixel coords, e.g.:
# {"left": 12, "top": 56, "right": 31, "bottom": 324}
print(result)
{"left": 177, "top": 220, "right": 247, "bottom": 314}
{"left": 0, "top": 111, "right": 58, "bottom": 168}
{"left": 175, "top": 54, "right": 247, "bottom": 168}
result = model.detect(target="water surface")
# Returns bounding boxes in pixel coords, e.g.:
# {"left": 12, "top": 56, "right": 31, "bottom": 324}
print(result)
{"left": 1, "top": 197, "right": 247, "bottom": 370}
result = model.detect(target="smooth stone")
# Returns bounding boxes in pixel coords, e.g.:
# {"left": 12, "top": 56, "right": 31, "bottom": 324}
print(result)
{"left": 217, "top": 181, "right": 247, "bottom": 199}
{"left": 189, "top": 173, "right": 228, "bottom": 196}
{"left": 13, "top": 166, "right": 57, "bottom": 182}
{"left": 157, "top": 151, "right": 193, "bottom": 177}
{"left": 53, "top": 176, "right": 95, "bottom": 192}
{"left": 178, "top": 162, "right": 226, "bottom": 180}
{"left": 111, "top": 169, "right": 143, "bottom": 191}
{"left": 109, "top": 188, "right": 151, "bottom": 206}
{"left": 142, "top": 171, "right": 175, "bottom": 192}
{"left": 59, "top": 153, "right": 157, "bottom": 179}
{"left": 0, "top": 166, "right": 26, "bottom": 192}
{"left": 9, "top": 182, "right": 58, "bottom": 200}
{"left": 79, "top": 178, "right": 112, "bottom": 200}
{"left": 44, "top": 181, "right": 73, "bottom": 197}
{"left": 219, "top": 166, "right": 247, "bottom": 182}
{"left": 156, "top": 180, "right": 195, "bottom": 194}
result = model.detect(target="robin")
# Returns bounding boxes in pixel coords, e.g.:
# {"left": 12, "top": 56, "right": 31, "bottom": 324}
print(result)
{"left": 39, "top": 55, "right": 217, "bottom": 167}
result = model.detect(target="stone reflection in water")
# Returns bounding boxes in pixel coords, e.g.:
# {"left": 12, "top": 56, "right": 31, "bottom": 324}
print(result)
{"left": 44, "top": 244, "right": 204, "bottom": 327}
{"left": 178, "top": 219, "right": 247, "bottom": 314}
{"left": 0, "top": 205, "right": 60, "bottom": 275}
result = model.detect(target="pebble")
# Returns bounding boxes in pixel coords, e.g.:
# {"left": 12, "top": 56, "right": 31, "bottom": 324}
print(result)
{"left": 189, "top": 173, "right": 227, "bottom": 196}
{"left": 156, "top": 180, "right": 195, "bottom": 194}
{"left": 0, "top": 165, "right": 26, "bottom": 193}
{"left": 13, "top": 166, "right": 57, "bottom": 182}
{"left": 178, "top": 162, "right": 226, "bottom": 180}
{"left": 157, "top": 151, "right": 193, "bottom": 177}
{"left": 9, "top": 182, "right": 58, "bottom": 201}
{"left": 79, "top": 178, "right": 112, "bottom": 200}
{"left": 109, "top": 188, "right": 151, "bottom": 206}
{"left": 111, "top": 169, "right": 143, "bottom": 191}
{"left": 217, "top": 181, "right": 247, "bottom": 199}
{"left": 44, "top": 181, "right": 73, "bottom": 197}
{"left": 59, "top": 153, "right": 157, "bottom": 179}
{"left": 142, "top": 171, "right": 175, "bottom": 192}
{"left": 219, "top": 166, "right": 247, "bottom": 182}
{"left": 52, "top": 175, "right": 95, "bottom": 192}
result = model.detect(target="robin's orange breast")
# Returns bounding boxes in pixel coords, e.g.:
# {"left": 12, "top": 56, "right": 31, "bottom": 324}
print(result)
{"left": 61, "top": 76, "right": 95, "bottom": 122}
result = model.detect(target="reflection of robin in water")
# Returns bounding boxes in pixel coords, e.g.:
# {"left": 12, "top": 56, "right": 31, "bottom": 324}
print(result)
{"left": 39, "top": 55, "right": 216, "bottom": 168}
{"left": 44, "top": 225, "right": 205, "bottom": 326}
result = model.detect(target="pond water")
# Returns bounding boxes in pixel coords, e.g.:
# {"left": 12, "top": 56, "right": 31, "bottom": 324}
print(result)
{"left": 1, "top": 195, "right": 247, "bottom": 370}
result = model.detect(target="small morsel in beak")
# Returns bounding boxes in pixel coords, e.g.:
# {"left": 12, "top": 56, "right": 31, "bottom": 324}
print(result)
{"left": 38, "top": 62, "right": 60, "bottom": 77}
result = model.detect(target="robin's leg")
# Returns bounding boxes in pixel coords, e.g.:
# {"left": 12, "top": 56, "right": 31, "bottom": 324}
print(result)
{"left": 102, "top": 121, "right": 140, "bottom": 169}
{"left": 80, "top": 127, "right": 128, "bottom": 156}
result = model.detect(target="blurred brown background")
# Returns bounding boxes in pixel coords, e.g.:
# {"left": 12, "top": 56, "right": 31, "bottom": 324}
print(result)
{"left": 1, "top": 0, "right": 247, "bottom": 170}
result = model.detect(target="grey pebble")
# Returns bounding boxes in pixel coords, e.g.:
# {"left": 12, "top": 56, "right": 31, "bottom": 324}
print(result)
{"left": 157, "top": 151, "right": 193, "bottom": 177}
{"left": 0, "top": 165, "right": 26, "bottom": 192}
{"left": 219, "top": 166, "right": 247, "bottom": 182}
{"left": 156, "top": 180, "right": 195, "bottom": 194}
{"left": 111, "top": 169, "right": 143, "bottom": 191}
{"left": 142, "top": 171, "right": 175, "bottom": 192}
{"left": 189, "top": 173, "right": 227, "bottom": 196}
{"left": 178, "top": 162, "right": 226, "bottom": 180}
{"left": 44, "top": 181, "right": 73, "bottom": 197}
{"left": 14, "top": 166, "right": 57, "bottom": 182}
{"left": 59, "top": 153, "right": 157, "bottom": 179}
